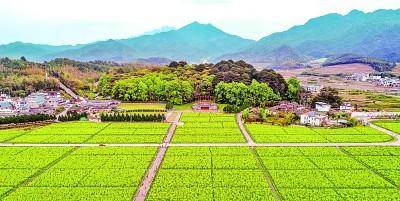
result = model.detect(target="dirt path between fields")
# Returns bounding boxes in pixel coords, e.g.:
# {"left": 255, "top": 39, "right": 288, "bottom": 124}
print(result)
{"left": 133, "top": 112, "right": 182, "bottom": 201}
{"left": 236, "top": 113, "right": 256, "bottom": 146}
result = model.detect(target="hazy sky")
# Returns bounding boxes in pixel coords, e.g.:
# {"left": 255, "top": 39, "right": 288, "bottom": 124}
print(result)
{"left": 1, "top": 0, "right": 400, "bottom": 45}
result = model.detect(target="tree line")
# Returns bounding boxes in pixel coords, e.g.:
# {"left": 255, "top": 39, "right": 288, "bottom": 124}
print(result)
{"left": 0, "top": 114, "right": 56, "bottom": 125}
{"left": 100, "top": 113, "right": 165, "bottom": 122}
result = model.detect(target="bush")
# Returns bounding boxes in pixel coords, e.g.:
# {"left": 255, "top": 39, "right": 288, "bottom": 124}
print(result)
{"left": 58, "top": 112, "right": 88, "bottom": 122}
{"left": 223, "top": 105, "right": 243, "bottom": 113}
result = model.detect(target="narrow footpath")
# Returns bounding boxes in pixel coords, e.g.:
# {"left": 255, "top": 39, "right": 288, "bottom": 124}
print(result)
{"left": 133, "top": 112, "right": 182, "bottom": 201}
{"left": 236, "top": 113, "right": 256, "bottom": 146}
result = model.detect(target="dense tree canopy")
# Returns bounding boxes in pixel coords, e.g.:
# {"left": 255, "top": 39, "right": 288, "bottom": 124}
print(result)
{"left": 286, "top": 77, "right": 301, "bottom": 101}
{"left": 210, "top": 60, "right": 257, "bottom": 85}
{"left": 256, "top": 69, "right": 288, "bottom": 97}
{"left": 215, "top": 80, "right": 280, "bottom": 107}
{"left": 312, "top": 87, "right": 343, "bottom": 108}
{"left": 111, "top": 73, "right": 194, "bottom": 105}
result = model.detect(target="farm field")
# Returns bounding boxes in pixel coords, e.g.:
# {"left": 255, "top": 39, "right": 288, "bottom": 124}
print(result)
{"left": 119, "top": 103, "right": 166, "bottom": 111}
{"left": 147, "top": 146, "right": 400, "bottom": 201}
{"left": 0, "top": 147, "right": 157, "bottom": 201}
{"left": 373, "top": 120, "right": 400, "bottom": 134}
{"left": 0, "top": 122, "right": 170, "bottom": 144}
{"left": 172, "top": 112, "right": 245, "bottom": 143}
{"left": 147, "top": 147, "right": 275, "bottom": 201}
{"left": 245, "top": 124, "right": 394, "bottom": 143}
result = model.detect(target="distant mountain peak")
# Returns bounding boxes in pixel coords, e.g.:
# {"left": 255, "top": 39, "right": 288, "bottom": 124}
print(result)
{"left": 347, "top": 9, "right": 365, "bottom": 16}
{"left": 179, "top": 21, "right": 219, "bottom": 31}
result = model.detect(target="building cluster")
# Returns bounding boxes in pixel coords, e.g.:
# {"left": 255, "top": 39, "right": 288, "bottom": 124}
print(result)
{"left": 69, "top": 100, "right": 120, "bottom": 114}
{"left": 270, "top": 101, "right": 354, "bottom": 127}
{"left": 0, "top": 92, "right": 65, "bottom": 117}
{"left": 346, "top": 73, "right": 400, "bottom": 88}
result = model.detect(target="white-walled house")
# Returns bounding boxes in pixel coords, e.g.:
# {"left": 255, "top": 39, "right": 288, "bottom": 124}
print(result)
{"left": 340, "top": 102, "right": 353, "bottom": 112}
{"left": 306, "top": 85, "right": 323, "bottom": 93}
{"left": 300, "top": 112, "right": 328, "bottom": 126}
{"left": 315, "top": 102, "right": 331, "bottom": 112}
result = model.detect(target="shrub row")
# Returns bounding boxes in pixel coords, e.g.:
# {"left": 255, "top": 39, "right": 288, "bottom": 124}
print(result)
{"left": 125, "top": 109, "right": 167, "bottom": 113}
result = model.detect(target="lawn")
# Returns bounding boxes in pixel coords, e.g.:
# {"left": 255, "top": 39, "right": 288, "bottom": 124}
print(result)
{"left": 0, "top": 147, "right": 157, "bottom": 201}
{"left": 245, "top": 124, "right": 394, "bottom": 143}
{"left": 372, "top": 120, "right": 400, "bottom": 134}
{"left": 1, "top": 122, "right": 170, "bottom": 144}
{"left": 172, "top": 112, "right": 246, "bottom": 143}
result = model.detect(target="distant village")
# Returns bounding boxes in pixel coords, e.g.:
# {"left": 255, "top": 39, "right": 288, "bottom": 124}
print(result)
{"left": 0, "top": 91, "right": 120, "bottom": 119}
{"left": 346, "top": 73, "right": 400, "bottom": 88}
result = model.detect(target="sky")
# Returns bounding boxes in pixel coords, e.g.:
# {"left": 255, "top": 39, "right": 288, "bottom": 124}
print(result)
{"left": 1, "top": 0, "right": 400, "bottom": 45}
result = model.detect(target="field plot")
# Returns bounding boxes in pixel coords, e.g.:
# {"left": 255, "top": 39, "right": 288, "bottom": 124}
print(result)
{"left": 147, "top": 147, "right": 275, "bottom": 201}
{"left": 0, "top": 127, "right": 33, "bottom": 142}
{"left": 172, "top": 112, "right": 245, "bottom": 143}
{"left": 1, "top": 147, "right": 157, "bottom": 201}
{"left": 245, "top": 124, "right": 393, "bottom": 143}
{"left": 119, "top": 103, "right": 166, "bottom": 111}
{"left": 256, "top": 147, "right": 400, "bottom": 200}
{"left": 2, "top": 122, "right": 170, "bottom": 144}
{"left": 373, "top": 120, "right": 400, "bottom": 134}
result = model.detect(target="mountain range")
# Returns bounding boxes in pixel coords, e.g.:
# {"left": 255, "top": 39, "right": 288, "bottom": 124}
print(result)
{"left": 1, "top": 9, "right": 400, "bottom": 68}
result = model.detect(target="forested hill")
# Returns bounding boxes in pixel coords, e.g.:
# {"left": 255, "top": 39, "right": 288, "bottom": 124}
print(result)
{"left": 0, "top": 22, "right": 254, "bottom": 63}
{"left": 219, "top": 9, "right": 400, "bottom": 67}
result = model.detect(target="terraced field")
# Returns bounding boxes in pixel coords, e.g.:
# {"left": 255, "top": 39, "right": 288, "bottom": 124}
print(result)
{"left": 373, "top": 120, "right": 400, "bottom": 134}
{"left": 0, "top": 122, "right": 170, "bottom": 144}
{"left": 172, "top": 113, "right": 245, "bottom": 143}
{"left": 245, "top": 124, "right": 393, "bottom": 143}
{"left": 0, "top": 147, "right": 157, "bottom": 201}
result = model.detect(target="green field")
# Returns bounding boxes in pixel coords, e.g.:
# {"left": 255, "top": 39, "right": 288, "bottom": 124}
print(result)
{"left": 119, "top": 103, "right": 166, "bottom": 110}
{"left": 245, "top": 124, "right": 394, "bottom": 143}
{"left": 172, "top": 112, "right": 245, "bottom": 143}
{"left": 0, "top": 147, "right": 157, "bottom": 201}
{"left": 147, "top": 146, "right": 400, "bottom": 201}
{"left": 373, "top": 120, "right": 400, "bottom": 134}
{"left": 0, "top": 122, "right": 170, "bottom": 144}
{"left": 147, "top": 147, "right": 275, "bottom": 200}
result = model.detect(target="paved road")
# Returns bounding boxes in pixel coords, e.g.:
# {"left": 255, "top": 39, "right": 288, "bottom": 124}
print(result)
{"left": 134, "top": 112, "right": 182, "bottom": 201}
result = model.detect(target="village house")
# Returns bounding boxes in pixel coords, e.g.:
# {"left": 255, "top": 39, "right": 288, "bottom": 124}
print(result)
{"left": 81, "top": 100, "right": 120, "bottom": 113}
{"left": 315, "top": 102, "right": 331, "bottom": 112}
{"left": 340, "top": 102, "right": 353, "bottom": 112}
{"left": 269, "top": 101, "right": 310, "bottom": 115}
{"left": 305, "top": 85, "right": 323, "bottom": 93}
{"left": 300, "top": 111, "right": 328, "bottom": 127}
